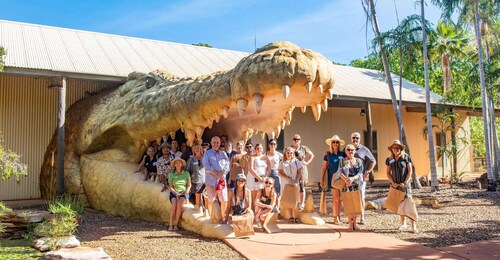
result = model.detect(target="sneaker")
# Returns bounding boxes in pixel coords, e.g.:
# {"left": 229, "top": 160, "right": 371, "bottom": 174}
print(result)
{"left": 398, "top": 225, "right": 408, "bottom": 232}
{"left": 359, "top": 219, "right": 365, "bottom": 225}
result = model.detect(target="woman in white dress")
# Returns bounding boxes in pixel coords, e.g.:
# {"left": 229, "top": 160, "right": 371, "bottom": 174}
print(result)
{"left": 278, "top": 147, "right": 303, "bottom": 223}
{"left": 247, "top": 143, "right": 271, "bottom": 209}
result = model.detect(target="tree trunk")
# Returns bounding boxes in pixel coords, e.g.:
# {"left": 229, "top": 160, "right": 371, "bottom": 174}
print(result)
{"left": 421, "top": 0, "right": 439, "bottom": 191}
{"left": 489, "top": 95, "right": 500, "bottom": 185}
{"left": 474, "top": 0, "right": 496, "bottom": 191}
{"left": 441, "top": 54, "right": 452, "bottom": 94}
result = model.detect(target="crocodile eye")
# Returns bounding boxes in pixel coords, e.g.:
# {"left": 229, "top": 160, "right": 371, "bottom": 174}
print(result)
{"left": 145, "top": 76, "right": 157, "bottom": 89}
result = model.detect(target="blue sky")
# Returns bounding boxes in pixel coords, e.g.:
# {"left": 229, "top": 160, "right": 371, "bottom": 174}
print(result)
{"left": 0, "top": 0, "right": 443, "bottom": 64}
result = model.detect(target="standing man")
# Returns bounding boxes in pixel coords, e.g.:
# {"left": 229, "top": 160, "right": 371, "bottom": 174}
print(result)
{"left": 203, "top": 136, "right": 230, "bottom": 224}
{"left": 351, "top": 132, "right": 376, "bottom": 225}
{"left": 291, "top": 134, "right": 314, "bottom": 210}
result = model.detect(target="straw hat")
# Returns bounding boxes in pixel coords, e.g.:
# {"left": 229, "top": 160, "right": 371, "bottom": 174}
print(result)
{"left": 387, "top": 139, "right": 406, "bottom": 152}
{"left": 171, "top": 158, "right": 186, "bottom": 167}
{"left": 325, "top": 135, "right": 345, "bottom": 146}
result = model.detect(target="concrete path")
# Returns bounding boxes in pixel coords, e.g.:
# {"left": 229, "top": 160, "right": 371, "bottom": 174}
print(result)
{"left": 224, "top": 221, "right": 497, "bottom": 260}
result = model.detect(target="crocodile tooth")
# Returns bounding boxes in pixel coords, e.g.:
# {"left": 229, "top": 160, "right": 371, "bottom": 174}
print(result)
{"left": 281, "top": 119, "right": 286, "bottom": 129}
{"left": 301, "top": 106, "right": 307, "bottom": 113}
{"left": 162, "top": 135, "right": 167, "bottom": 144}
{"left": 318, "top": 84, "right": 323, "bottom": 94}
{"left": 306, "top": 82, "right": 313, "bottom": 93}
{"left": 214, "top": 112, "right": 220, "bottom": 123}
{"left": 282, "top": 84, "right": 290, "bottom": 99}
{"left": 143, "top": 139, "right": 149, "bottom": 147}
{"left": 260, "top": 131, "right": 266, "bottom": 140}
{"left": 155, "top": 137, "right": 162, "bottom": 146}
{"left": 195, "top": 126, "right": 204, "bottom": 139}
{"left": 185, "top": 130, "right": 195, "bottom": 146}
{"left": 328, "top": 88, "right": 334, "bottom": 99}
{"left": 169, "top": 132, "right": 176, "bottom": 139}
{"left": 311, "top": 103, "right": 321, "bottom": 121}
{"left": 321, "top": 99, "right": 328, "bottom": 112}
{"left": 207, "top": 120, "right": 213, "bottom": 129}
{"left": 253, "top": 94, "right": 264, "bottom": 114}
{"left": 237, "top": 98, "right": 248, "bottom": 117}
{"left": 221, "top": 106, "right": 229, "bottom": 119}
{"left": 267, "top": 130, "right": 275, "bottom": 139}
{"left": 275, "top": 126, "right": 281, "bottom": 138}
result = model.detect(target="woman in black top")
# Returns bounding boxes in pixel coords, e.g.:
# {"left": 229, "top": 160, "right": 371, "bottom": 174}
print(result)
{"left": 385, "top": 140, "right": 418, "bottom": 233}
{"left": 135, "top": 146, "right": 159, "bottom": 182}
{"left": 254, "top": 177, "right": 277, "bottom": 229}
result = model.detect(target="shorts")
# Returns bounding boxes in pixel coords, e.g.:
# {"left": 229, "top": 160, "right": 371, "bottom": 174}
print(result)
{"left": 169, "top": 192, "right": 186, "bottom": 201}
{"left": 190, "top": 183, "right": 205, "bottom": 194}
{"left": 206, "top": 184, "right": 227, "bottom": 202}
{"left": 269, "top": 170, "right": 281, "bottom": 195}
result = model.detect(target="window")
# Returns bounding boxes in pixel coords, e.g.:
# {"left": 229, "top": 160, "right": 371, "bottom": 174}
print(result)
{"left": 363, "top": 131, "right": 378, "bottom": 171}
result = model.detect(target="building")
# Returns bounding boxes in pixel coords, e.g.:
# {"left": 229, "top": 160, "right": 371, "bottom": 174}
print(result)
{"left": 0, "top": 19, "right": 473, "bottom": 200}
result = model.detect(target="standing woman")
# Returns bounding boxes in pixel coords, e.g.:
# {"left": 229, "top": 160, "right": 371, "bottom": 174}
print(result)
{"left": 278, "top": 147, "right": 302, "bottom": 223}
{"left": 254, "top": 177, "right": 277, "bottom": 229}
{"left": 168, "top": 158, "right": 191, "bottom": 231}
{"left": 247, "top": 143, "right": 271, "bottom": 206}
{"left": 266, "top": 139, "right": 283, "bottom": 209}
{"left": 337, "top": 144, "right": 363, "bottom": 231}
{"left": 386, "top": 140, "right": 418, "bottom": 233}
{"left": 229, "top": 141, "right": 246, "bottom": 189}
{"left": 186, "top": 144, "right": 205, "bottom": 212}
{"left": 321, "top": 135, "right": 346, "bottom": 224}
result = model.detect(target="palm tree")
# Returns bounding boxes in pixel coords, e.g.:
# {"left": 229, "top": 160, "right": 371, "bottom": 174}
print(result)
{"left": 433, "top": 0, "right": 497, "bottom": 190}
{"left": 431, "top": 21, "right": 469, "bottom": 94}
{"left": 362, "top": 0, "right": 426, "bottom": 189}
{"left": 421, "top": 0, "right": 440, "bottom": 191}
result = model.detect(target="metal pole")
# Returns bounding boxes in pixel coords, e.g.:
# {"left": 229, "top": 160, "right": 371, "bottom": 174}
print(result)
{"left": 56, "top": 76, "right": 66, "bottom": 197}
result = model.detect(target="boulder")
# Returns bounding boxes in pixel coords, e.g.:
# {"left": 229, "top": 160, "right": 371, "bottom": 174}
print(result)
{"left": 366, "top": 198, "right": 386, "bottom": 210}
{"left": 33, "top": 236, "right": 80, "bottom": 252}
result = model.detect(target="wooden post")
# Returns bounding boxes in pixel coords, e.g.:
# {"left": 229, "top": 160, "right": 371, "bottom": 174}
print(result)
{"left": 365, "top": 101, "right": 373, "bottom": 151}
{"left": 56, "top": 77, "right": 66, "bottom": 197}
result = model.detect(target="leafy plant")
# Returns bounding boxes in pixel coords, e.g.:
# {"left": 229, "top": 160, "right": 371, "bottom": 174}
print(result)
{"left": 0, "top": 132, "right": 28, "bottom": 183}
{"left": 44, "top": 196, "right": 84, "bottom": 216}
{"left": 0, "top": 223, "right": 6, "bottom": 234}
{"left": 33, "top": 214, "right": 78, "bottom": 239}
{"left": 451, "top": 171, "right": 468, "bottom": 184}
{"left": 0, "top": 201, "right": 13, "bottom": 218}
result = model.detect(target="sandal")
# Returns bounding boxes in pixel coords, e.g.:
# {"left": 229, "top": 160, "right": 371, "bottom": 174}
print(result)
{"left": 398, "top": 225, "right": 408, "bottom": 232}
{"left": 173, "top": 226, "right": 179, "bottom": 231}
{"left": 168, "top": 226, "right": 173, "bottom": 231}
{"left": 288, "top": 218, "right": 295, "bottom": 223}
{"left": 298, "top": 204, "right": 305, "bottom": 211}
{"left": 294, "top": 218, "right": 301, "bottom": 224}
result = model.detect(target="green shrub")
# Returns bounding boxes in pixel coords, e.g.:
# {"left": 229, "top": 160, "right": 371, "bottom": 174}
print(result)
{"left": 44, "top": 196, "right": 84, "bottom": 216}
{"left": 33, "top": 214, "right": 78, "bottom": 238}
{"left": 0, "top": 201, "right": 13, "bottom": 218}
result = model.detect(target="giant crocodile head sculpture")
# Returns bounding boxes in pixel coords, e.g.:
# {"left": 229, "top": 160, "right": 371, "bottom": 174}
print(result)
{"left": 40, "top": 42, "right": 335, "bottom": 238}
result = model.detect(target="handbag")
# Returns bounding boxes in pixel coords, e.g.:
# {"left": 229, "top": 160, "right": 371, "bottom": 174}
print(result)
{"left": 384, "top": 187, "right": 406, "bottom": 213}
{"left": 231, "top": 211, "right": 255, "bottom": 237}
{"left": 319, "top": 191, "right": 327, "bottom": 215}
{"left": 397, "top": 197, "right": 419, "bottom": 222}
{"left": 210, "top": 200, "right": 223, "bottom": 223}
{"left": 342, "top": 187, "right": 362, "bottom": 216}
{"left": 331, "top": 178, "right": 346, "bottom": 190}
{"left": 281, "top": 184, "right": 299, "bottom": 208}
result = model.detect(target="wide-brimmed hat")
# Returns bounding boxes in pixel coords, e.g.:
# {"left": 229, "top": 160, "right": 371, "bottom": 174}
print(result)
{"left": 388, "top": 139, "right": 406, "bottom": 151}
{"left": 235, "top": 173, "right": 246, "bottom": 180}
{"left": 325, "top": 135, "right": 345, "bottom": 146}
{"left": 171, "top": 158, "right": 186, "bottom": 167}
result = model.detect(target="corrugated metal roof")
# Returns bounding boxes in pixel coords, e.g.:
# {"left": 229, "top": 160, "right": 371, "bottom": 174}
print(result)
{"left": 0, "top": 19, "right": 248, "bottom": 78}
{"left": 0, "top": 19, "right": 443, "bottom": 104}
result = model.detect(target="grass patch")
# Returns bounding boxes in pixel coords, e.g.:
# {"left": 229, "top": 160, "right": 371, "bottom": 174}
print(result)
{"left": 0, "top": 239, "right": 43, "bottom": 260}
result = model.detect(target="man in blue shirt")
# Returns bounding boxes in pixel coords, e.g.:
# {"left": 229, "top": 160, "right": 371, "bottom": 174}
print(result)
{"left": 351, "top": 132, "right": 376, "bottom": 225}
{"left": 203, "top": 136, "right": 230, "bottom": 223}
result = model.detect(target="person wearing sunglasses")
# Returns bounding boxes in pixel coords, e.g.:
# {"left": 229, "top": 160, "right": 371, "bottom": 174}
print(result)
{"left": 337, "top": 144, "right": 364, "bottom": 231}
{"left": 186, "top": 144, "right": 205, "bottom": 213}
{"left": 247, "top": 143, "right": 271, "bottom": 209}
{"left": 254, "top": 177, "right": 277, "bottom": 230}
{"left": 351, "top": 132, "right": 376, "bottom": 225}
{"left": 228, "top": 140, "right": 246, "bottom": 189}
{"left": 386, "top": 140, "right": 418, "bottom": 233}
{"left": 278, "top": 146, "right": 302, "bottom": 223}
{"left": 266, "top": 139, "right": 283, "bottom": 211}
{"left": 226, "top": 173, "right": 252, "bottom": 219}
{"left": 290, "top": 134, "right": 314, "bottom": 211}
{"left": 321, "top": 135, "right": 346, "bottom": 224}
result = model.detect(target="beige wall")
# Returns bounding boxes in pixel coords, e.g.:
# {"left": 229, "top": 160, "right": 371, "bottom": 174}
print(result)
{"left": 0, "top": 74, "right": 115, "bottom": 200}
{"left": 283, "top": 104, "right": 473, "bottom": 185}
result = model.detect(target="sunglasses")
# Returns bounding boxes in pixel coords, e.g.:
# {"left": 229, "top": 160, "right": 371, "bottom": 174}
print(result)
{"left": 392, "top": 146, "right": 401, "bottom": 150}
{"left": 237, "top": 179, "right": 246, "bottom": 182}
{"left": 265, "top": 181, "right": 273, "bottom": 185}
{"left": 346, "top": 149, "right": 355, "bottom": 152}
{"left": 293, "top": 138, "right": 301, "bottom": 141}
{"left": 332, "top": 141, "right": 340, "bottom": 144}
{"left": 351, "top": 137, "right": 360, "bottom": 140}
{"left": 269, "top": 143, "right": 277, "bottom": 145}
{"left": 246, "top": 146, "right": 253, "bottom": 149}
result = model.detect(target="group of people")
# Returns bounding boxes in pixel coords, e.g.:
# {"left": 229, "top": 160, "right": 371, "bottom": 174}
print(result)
{"left": 134, "top": 131, "right": 418, "bottom": 233}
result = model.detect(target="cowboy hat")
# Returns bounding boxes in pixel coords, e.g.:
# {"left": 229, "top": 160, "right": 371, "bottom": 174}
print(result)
{"left": 171, "top": 157, "right": 186, "bottom": 167}
{"left": 325, "top": 135, "right": 345, "bottom": 146}
{"left": 387, "top": 139, "right": 406, "bottom": 152}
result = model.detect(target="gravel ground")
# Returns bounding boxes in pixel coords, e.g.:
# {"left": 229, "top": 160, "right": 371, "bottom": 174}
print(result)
{"left": 77, "top": 210, "right": 244, "bottom": 260}
{"left": 76, "top": 183, "right": 499, "bottom": 259}
{"left": 313, "top": 183, "right": 500, "bottom": 248}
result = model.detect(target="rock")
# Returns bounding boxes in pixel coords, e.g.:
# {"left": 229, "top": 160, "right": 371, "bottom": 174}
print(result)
{"left": 419, "top": 176, "right": 429, "bottom": 187}
{"left": 414, "top": 197, "right": 441, "bottom": 209}
{"left": 299, "top": 212, "right": 326, "bottom": 225}
{"left": 44, "top": 247, "right": 111, "bottom": 260}
{"left": 366, "top": 198, "right": 386, "bottom": 210}
{"left": 33, "top": 236, "right": 80, "bottom": 252}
